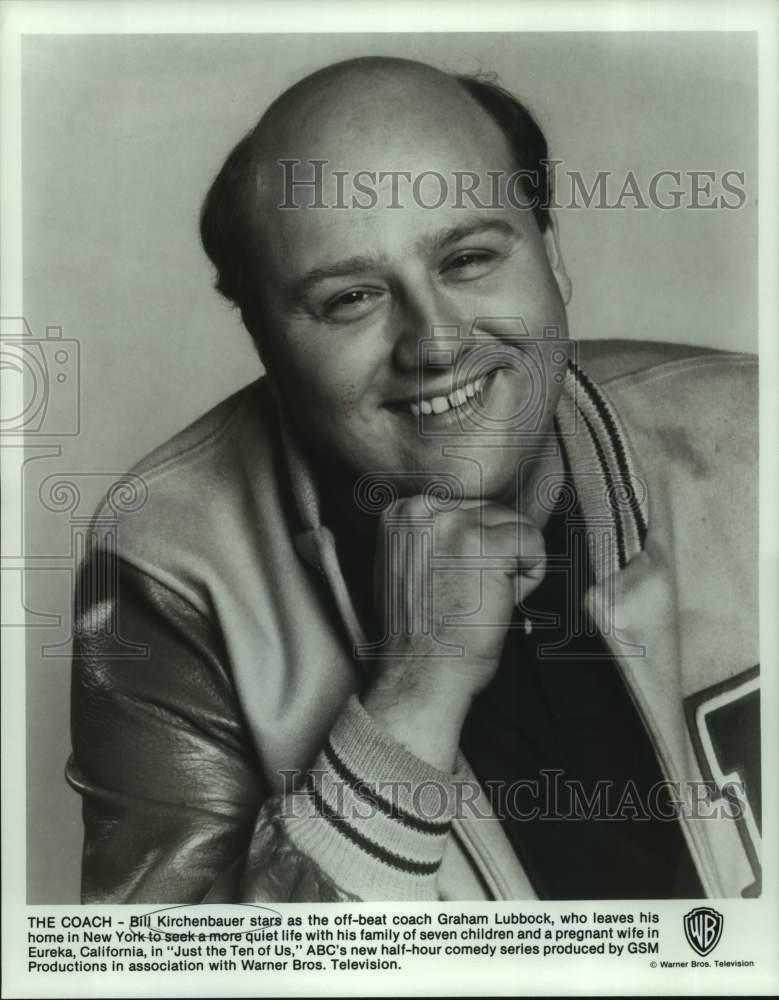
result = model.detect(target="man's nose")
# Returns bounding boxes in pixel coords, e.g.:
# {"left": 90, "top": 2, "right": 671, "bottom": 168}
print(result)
{"left": 390, "top": 282, "right": 465, "bottom": 373}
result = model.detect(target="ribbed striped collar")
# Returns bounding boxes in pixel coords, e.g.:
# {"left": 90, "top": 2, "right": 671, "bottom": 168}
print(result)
{"left": 285, "top": 359, "right": 650, "bottom": 632}
{"left": 555, "top": 359, "right": 649, "bottom": 582}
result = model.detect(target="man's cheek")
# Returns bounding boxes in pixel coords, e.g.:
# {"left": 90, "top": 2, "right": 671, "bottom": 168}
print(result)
{"left": 302, "top": 378, "right": 363, "bottom": 427}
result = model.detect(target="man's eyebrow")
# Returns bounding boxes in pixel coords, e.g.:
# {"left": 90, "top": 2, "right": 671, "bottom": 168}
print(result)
{"left": 425, "top": 218, "right": 519, "bottom": 253}
{"left": 289, "top": 254, "right": 388, "bottom": 299}
{"left": 289, "top": 219, "right": 519, "bottom": 299}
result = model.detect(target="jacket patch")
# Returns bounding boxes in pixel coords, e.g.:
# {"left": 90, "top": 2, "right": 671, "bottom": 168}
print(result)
{"left": 684, "top": 665, "right": 761, "bottom": 897}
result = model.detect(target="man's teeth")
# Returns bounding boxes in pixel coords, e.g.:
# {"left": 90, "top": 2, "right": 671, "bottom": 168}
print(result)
{"left": 410, "top": 377, "right": 485, "bottom": 417}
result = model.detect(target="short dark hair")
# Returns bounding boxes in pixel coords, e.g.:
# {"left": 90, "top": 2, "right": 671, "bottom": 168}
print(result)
{"left": 456, "top": 73, "right": 551, "bottom": 233}
{"left": 199, "top": 70, "right": 551, "bottom": 343}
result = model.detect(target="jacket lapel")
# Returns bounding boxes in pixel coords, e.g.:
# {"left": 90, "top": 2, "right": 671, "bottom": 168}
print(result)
{"left": 562, "top": 365, "right": 726, "bottom": 895}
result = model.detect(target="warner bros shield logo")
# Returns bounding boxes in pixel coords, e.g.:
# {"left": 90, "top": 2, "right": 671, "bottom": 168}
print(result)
{"left": 683, "top": 907, "right": 724, "bottom": 957}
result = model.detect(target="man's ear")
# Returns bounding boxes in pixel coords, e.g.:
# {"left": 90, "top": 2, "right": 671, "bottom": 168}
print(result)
{"left": 542, "top": 211, "right": 572, "bottom": 305}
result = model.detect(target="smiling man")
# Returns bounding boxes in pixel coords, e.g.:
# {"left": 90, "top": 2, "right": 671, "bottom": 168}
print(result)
{"left": 67, "top": 57, "right": 760, "bottom": 902}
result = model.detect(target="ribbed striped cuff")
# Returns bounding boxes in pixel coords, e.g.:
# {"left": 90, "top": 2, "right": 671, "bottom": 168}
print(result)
{"left": 282, "top": 695, "right": 460, "bottom": 900}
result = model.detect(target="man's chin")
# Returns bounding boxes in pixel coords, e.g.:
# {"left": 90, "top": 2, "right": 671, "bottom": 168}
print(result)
{"left": 348, "top": 462, "right": 517, "bottom": 512}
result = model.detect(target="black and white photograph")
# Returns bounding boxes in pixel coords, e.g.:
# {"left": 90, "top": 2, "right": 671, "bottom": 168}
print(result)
{"left": 2, "top": 1, "right": 778, "bottom": 997}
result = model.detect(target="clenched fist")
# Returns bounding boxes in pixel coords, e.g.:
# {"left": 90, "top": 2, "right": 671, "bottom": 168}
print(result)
{"left": 362, "top": 495, "right": 546, "bottom": 770}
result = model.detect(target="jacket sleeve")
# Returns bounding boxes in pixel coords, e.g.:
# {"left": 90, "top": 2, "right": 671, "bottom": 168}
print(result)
{"left": 67, "top": 549, "right": 461, "bottom": 903}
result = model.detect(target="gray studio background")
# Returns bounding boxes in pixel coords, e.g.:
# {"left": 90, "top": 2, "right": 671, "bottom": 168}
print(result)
{"left": 22, "top": 32, "right": 757, "bottom": 901}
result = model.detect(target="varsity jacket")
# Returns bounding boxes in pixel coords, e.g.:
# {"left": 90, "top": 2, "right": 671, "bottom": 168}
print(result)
{"left": 66, "top": 340, "right": 760, "bottom": 902}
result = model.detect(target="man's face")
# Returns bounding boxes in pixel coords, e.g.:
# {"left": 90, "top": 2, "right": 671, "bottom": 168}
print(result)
{"left": 251, "top": 68, "right": 570, "bottom": 503}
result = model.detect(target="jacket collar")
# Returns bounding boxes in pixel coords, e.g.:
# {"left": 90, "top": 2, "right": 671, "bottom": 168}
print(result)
{"left": 282, "top": 358, "right": 650, "bottom": 647}
{"left": 556, "top": 359, "right": 649, "bottom": 582}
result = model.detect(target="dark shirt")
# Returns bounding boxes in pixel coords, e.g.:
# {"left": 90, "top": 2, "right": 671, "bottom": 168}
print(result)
{"left": 461, "top": 475, "right": 704, "bottom": 900}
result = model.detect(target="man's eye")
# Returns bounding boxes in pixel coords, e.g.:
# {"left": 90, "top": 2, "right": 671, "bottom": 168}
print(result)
{"left": 443, "top": 251, "right": 498, "bottom": 278}
{"left": 323, "top": 288, "right": 384, "bottom": 321}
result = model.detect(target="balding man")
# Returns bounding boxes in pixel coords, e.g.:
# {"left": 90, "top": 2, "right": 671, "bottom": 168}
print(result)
{"left": 67, "top": 57, "right": 760, "bottom": 903}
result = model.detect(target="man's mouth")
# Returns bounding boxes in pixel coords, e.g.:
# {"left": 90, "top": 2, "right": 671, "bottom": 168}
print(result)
{"left": 409, "top": 374, "right": 486, "bottom": 417}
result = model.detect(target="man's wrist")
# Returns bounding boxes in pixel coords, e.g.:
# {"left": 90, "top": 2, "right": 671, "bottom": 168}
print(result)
{"left": 362, "top": 662, "right": 477, "bottom": 772}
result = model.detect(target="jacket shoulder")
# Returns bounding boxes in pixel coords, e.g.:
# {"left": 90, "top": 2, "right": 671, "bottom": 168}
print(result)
{"left": 127, "top": 378, "right": 269, "bottom": 480}
{"left": 90, "top": 377, "right": 286, "bottom": 615}
{"left": 584, "top": 339, "right": 757, "bottom": 406}
{"left": 575, "top": 338, "right": 754, "bottom": 385}
{"left": 596, "top": 341, "right": 757, "bottom": 492}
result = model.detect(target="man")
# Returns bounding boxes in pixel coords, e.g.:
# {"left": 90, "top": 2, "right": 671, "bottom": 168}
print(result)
{"left": 66, "top": 57, "right": 759, "bottom": 902}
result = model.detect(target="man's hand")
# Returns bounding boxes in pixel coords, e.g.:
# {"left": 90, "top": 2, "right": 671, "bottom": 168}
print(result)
{"left": 361, "top": 495, "right": 546, "bottom": 771}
